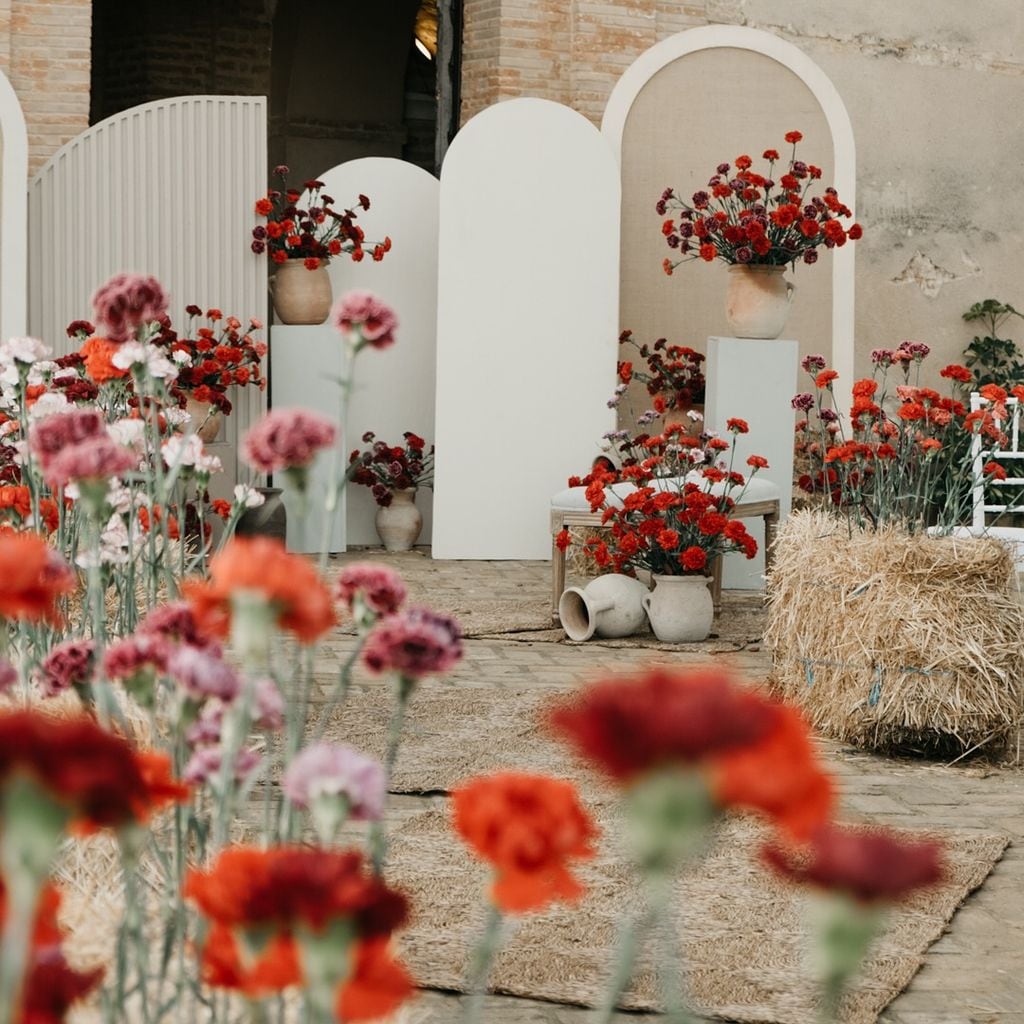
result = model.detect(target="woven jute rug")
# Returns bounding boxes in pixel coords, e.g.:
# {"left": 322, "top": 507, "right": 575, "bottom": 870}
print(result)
{"left": 388, "top": 809, "right": 1006, "bottom": 1024}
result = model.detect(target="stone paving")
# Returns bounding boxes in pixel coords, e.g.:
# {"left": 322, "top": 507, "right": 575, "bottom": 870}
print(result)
{"left": 321, "top": 549, "right": 1024, "bottom": 1024}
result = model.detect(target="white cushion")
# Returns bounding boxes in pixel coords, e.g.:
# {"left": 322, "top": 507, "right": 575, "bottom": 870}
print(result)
{"left": 551, "top": 472, "right": 779, "bottom": 512}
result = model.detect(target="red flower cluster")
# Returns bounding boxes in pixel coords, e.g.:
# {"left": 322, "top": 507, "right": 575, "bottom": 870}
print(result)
{"left": 349, "top": 431, "right": 434, "bottom": 507}
{"left": 0, "top": 485, "right": 58, "bottom": 534}
{"left": 185, "top": 845, "right": 413, "bottom": 1018}
{"left": 183, "top": 536, "right": 336, "bottom": 644}
{"left": 579, "top": 442, "right": 760, "bottom": 577}
{"left": 616, "top": 331, "right": 706, "bottom": 410}
{"left": 764, "top": 824, "right": 945, "bottom": 903}
{"left": 154, "top": 307, "right": 266, "bottom": 415}
{"left": 0, "top": 710, "right": 188, "bottom": 832}
{"left": 794, "top": 343, "right": 998, "bottom": 528}
{"left": 0, "top": 533, "right": 75, "bottom": 624}
{"left": 1, "top": 877, "right": 104, "bottom": 1023}
{"left": 549, "top": 668, "right": 834, "bottom": 840}
{"left": 452, "top": 772, "right": 598, "bottom": 913}
{"left": 252, "top": 167, "right": 390, "bottom": 267}
{"left": 658, "top": 132, "right": 860, "bottom": 272}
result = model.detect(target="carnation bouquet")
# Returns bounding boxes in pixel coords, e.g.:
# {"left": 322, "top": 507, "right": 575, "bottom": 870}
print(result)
{"left": 559, "top": 419, "right": 766, "bottom": 576}
{"left": 793, "top": 343, "right": 1009, "bottom": 533}
{"left": 252, "top": 165, "right": 391, "bottom": 269}
{"left": 155, "top": 306, "right": 267, "bottom": 414}
{"left": 658, "top": 130, "right": 861, "bottom": 273}
{"left": 613, "top": 330, "right": 706, "bottom": 417}
{"left": 349, "top": 431, "right": 434, "bottom": 507}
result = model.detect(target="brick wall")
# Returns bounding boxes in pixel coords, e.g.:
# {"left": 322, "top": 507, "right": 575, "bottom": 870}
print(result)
{"left": 0, "top": 0, "right": 92, "bottom": 176}
{"left": 460, "top": 0, "right": 706, "bottom": 125}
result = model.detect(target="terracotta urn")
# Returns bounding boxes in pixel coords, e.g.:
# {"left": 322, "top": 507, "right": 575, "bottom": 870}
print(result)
{"left": 374, "top": 488, "right": 423, "bottom": 552}
{"left": 185, "top": 395, "right": 222, "bottom": 444}
{"left": 642, "top": 573, "right": 714, "bottom": 642}
{"left": 725, "top": 265, "right": 795, "bottom": 340}
{"left": 271, "top": 259, "right": 333, "bottom": 325}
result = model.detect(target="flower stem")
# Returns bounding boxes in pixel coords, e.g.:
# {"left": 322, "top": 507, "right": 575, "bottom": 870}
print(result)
{"left": 462, "top": 902, "right": 503, "bottom": 1024}
{"left": 370, "top": 675, "right": 414, "bottom": 875}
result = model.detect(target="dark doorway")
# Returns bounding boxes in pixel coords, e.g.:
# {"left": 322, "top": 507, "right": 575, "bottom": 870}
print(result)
{"left": 90, "top": 1, "right": 462, "bottom": 178}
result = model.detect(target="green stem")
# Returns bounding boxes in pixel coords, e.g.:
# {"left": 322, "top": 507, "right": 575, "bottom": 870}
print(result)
{"left": 369, "top": 675, "right": 413, "bottom": 874}
{"left": 310, "top": 636, "right": 365, "bottom": 743}
{"left": 462, "top": 903, "right": 504, "bottom": 1024}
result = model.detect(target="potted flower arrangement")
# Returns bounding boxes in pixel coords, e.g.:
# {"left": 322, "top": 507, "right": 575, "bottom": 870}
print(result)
{"left": 613, "top": 330, "right": 706, "bottom": 435}
{"left": 563, "top": 420, "right": 766, "bottom": 642}
{"left": 252, "top": 165, "right": 392, "bottom": 325}
{"left": 771, "top": 344, "right": 1024, "bottom": 755}
{"left": 349, "top": 431, "right": 434, "bottom": 551}
{"left": 657, "top": 130, "right": 861, "bottom": 339}
{"left": 151, "top": 307, "right": 267, "bottom": 442}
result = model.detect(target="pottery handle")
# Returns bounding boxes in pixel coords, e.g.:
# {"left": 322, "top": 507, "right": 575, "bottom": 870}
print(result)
{"left": 641, "top": 593, "right": 652, "bottom": 615}
{"left": 785, "top": 279, "right": 796, "bottom": 305}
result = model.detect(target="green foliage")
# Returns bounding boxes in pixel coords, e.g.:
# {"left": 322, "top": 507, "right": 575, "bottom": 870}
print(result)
{"left": 962, "top": 298, "right": 1024, "bottom": 388}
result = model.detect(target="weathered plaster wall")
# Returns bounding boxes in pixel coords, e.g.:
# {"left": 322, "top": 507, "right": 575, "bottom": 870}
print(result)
{"left": 461, "top": 0, "right": 1024, "bottom": 378}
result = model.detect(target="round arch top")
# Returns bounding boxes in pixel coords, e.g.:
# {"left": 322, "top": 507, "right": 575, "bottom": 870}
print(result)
{"left": 601, "top": 24, "right": 855, "bottom": 175}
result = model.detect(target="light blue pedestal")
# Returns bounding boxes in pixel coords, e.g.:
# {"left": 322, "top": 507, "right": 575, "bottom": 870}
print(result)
{"left": 269, "top": 325, "right": 347, "bottom": 554}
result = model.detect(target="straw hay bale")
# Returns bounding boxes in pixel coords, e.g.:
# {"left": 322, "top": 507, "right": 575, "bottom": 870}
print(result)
{"left": 765, "top": 510, "right": 1024, "bottom": 756}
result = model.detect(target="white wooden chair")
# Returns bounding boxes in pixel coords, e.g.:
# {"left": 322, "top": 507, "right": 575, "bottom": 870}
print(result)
{"left": 938, "top": 393, "right": 1024, "bottom": 570}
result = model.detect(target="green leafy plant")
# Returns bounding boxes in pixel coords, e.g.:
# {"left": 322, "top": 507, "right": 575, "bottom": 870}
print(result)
{"left": 962, "top": 299, "right": 1024, "bottom": 389}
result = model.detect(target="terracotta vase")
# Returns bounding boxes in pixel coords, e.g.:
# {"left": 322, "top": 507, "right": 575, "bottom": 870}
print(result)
{"left": 642, "top": 573, "right": 714, "bottom": 642}
{"left": 374, "top": 488, "right": 423, "bottom": 552}
{"left": 725, "top": 265, "right": 795, "bottom": 340}
{"left": 185, "top": 395, "right": 222, "bottom": 443}
{"left": 558, "top": 573, "right": 649, "bottom": 641}
{"left": 271, "top": 259, "right": 333, "bottom": 325}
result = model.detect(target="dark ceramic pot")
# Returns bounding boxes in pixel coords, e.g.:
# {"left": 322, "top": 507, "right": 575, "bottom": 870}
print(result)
{"left": 235, "top": 487, "right": 287, "bottom": 542}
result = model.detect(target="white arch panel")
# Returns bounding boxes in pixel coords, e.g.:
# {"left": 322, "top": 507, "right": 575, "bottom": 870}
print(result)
{"left": 602, "top": 25, "right": 856, "bottom": 390}
{"left": 433, "top": 98, "right": 619, "bottom": 560}
{"left": 0, "top": 68, "right": 28, "bottom": 340}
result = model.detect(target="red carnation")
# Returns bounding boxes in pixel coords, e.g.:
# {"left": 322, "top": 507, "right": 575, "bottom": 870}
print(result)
{"left": 680, "top": 545, "right": 707, "bottom": 571}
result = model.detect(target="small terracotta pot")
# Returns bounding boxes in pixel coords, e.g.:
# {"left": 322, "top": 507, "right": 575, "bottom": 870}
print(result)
{"left": 271, "top": 259, "right": 333, "bottom": 325}
{"left": 185, "top": 396, "right": 222, "bottom": 443}
{"left": 725, "top": 265, "right": 795, "bottom": 340}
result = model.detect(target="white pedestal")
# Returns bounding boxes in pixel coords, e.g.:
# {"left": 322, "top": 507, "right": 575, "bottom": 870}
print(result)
{"left": 269, "top": 325, "right": 347, "bottom": 554}
{"left": 705, "top": 336, "right": 798, "bottom": 590}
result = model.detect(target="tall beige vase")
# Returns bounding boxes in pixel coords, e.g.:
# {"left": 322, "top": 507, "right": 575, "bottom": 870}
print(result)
{"left": 725, "top": 265, "right": 795, "bottom": 339}
{"left": 271, "top": 259, "right": 333, "bottom": 325}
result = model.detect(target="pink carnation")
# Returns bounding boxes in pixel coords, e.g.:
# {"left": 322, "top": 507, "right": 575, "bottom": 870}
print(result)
{"left": 184, "top": 745, "right": 262, "bottom": 787}
{"left": 37, "top": 638, "right": 96, "bottom": 697}
{"left": 242, "top": 408, "right": 336, "bottom": 474}
{"left": 167, "top": 644, "right": 240, "bottom": 701}
{"left": 251, "top": 676, "right": 285, "bottom": 732}
{"left": 362, "top": 606, "right": 463, "bottom": 679}
{"left": 283, "top": 742, "right": 386, "bottom": 820}
{"left": 138, "top": 600, "right": 216, "bottom": 650}
{"left": 44, "top": 436, "right": 137, "bottom": 489}
{"left": 0, "top": 658, "right": 16, "bottom": 694}
{"left": 335, "top": 563, "right": 407, "bottom": 618}
{"left": 102, "top": 633, "right": 171, "bottom": 680}
{"left": 92, "top": 273, "right": 169, "bottom": 343}
{"left": 186, "top": 702, "right": 224, "bottom": 747}
{"left": 332, "top": 290, "right": 398, "bottom": 350}
{"left": 29, "top": 409, "right": 106, "bottom": 469}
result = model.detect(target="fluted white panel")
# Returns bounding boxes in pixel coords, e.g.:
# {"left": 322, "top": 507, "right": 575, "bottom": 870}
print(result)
{"left": 28, "top": 96, "right": 269, "bottom": 488}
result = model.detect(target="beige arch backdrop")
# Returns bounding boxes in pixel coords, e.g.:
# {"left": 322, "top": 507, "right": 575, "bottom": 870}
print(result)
{"left": 0, "top": 68, "right": 28, "bottom": 340}
{"left": 603, "top": 26, "right": 856, "bottom": 419}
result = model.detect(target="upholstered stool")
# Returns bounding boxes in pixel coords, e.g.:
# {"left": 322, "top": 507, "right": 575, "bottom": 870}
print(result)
{"left": 549, "top": 475, "right": 781, "bottom": 620}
